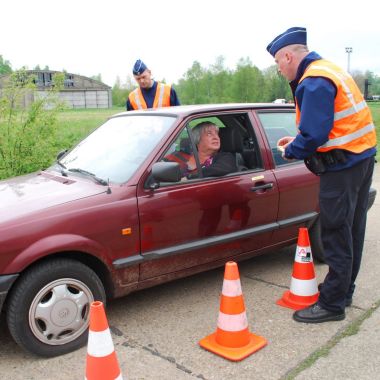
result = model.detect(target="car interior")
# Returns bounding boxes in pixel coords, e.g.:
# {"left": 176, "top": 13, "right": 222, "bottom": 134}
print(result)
{"left": 188, "top": 113, "right": 261, "bottom": 171}
{"left": 147, "top": 110, "right": 299, "bottom": 188}
{"left": 154, "top": 113, "right": 262, "bottom": 186}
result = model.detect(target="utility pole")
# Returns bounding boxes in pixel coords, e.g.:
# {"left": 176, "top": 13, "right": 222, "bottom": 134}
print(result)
{"left": 345, "top": 47, "right": 353, "bottom": 73}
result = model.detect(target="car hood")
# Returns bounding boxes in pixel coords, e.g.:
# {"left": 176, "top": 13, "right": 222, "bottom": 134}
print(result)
{"left": 0, "top": 170, "right": 107, "bottom": 224}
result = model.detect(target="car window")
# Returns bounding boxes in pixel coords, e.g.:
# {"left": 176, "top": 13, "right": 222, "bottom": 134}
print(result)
{"left": 59, "top": 115, "right": 175, "bottom": 184}
{"left": 257, "top": 111, "right": 299, "bottom": 166}
{"left": 161, "top": 128, "right": 194, "bottom": 178}
{"left": 158, "top": 113, "right": 261, "bottom": 185}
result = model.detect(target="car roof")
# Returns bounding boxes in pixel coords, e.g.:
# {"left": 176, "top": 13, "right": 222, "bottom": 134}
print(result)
{"left": 111, "top": 103, "right": 294, "bottom": 119}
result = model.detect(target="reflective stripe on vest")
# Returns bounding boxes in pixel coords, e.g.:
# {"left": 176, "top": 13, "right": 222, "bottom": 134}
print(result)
{"left": 296, "top": 59, "right": 376, "bottom": 153}
{"left": 155, "top": 83, "right": 165, "bottom": 108}
{"left": 129, "top": 83, "right": 171, "bottom": 110}
{"left": 129, "top": 88, "right": 147, "bottom": 110}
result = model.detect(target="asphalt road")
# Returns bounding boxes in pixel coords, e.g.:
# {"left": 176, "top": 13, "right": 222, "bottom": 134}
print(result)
{"left": 1, "top": 163, "right": 379, "bottom": 380}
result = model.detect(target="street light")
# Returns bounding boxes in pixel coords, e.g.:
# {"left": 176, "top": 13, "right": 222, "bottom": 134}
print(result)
{"left": 345, "top": 47, "right": 353, "bottom": 73}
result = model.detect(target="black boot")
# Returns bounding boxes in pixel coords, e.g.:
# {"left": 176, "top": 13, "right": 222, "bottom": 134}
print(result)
{"left": 293, "top": 303, "right": 345, "bottom": 323}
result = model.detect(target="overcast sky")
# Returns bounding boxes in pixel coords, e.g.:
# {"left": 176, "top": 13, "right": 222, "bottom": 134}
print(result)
{"left": 1, "top": 0, "right": 379, "bottom": 87}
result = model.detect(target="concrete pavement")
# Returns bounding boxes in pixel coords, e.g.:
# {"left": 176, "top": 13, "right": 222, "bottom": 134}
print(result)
{"left": 293, "top": 162, "right": 380, "bottom": 380}
{"left": 0, "top": 163, "right": 379, "bottom": 379}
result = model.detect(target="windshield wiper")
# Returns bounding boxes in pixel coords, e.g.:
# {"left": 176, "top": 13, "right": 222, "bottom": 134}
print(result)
{"left": 56, "top": 160, "right": 68, "bottom": 176}
{"left": 68, "top": 168, "right": 108, "bottom": 186}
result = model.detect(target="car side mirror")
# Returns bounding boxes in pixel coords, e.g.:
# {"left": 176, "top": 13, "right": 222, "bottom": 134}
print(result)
{"left": 151, "top": 162, "right": 182, "bottom": 184}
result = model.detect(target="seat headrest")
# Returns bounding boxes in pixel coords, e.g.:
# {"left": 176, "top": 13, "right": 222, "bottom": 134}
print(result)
{"left": 180, "top": 137, "right": 192, "bottom": 154}
{"left": 219, "top": 128, "right": 244, "bottom": 153}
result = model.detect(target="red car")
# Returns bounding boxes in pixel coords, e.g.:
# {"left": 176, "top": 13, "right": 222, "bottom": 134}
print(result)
{"left": 0, "top": 104, "right": 376, "bottom": 356}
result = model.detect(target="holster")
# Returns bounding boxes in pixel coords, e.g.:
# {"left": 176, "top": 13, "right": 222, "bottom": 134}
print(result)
{"left": 304, "top": 150, "right": 347, "bottom": 176}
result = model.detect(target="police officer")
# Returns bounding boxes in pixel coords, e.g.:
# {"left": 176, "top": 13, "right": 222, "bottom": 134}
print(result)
{"left": 126, "top": 59, "right": 180, "bottom": 110}
{"left": 267, "top": 27, "right": 377, "bottom": 323}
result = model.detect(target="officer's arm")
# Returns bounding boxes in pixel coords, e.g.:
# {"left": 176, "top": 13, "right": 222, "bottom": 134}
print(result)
{"left": 286, "top": 78, "right": 336, "bottom": 159}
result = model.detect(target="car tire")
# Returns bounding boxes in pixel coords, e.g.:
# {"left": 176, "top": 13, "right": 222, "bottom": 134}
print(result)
{"left": 6, "top": 258, "right": 106, "bottom": 357}
{"left": 309, "top": 216, "right": 325, "bottom": 262}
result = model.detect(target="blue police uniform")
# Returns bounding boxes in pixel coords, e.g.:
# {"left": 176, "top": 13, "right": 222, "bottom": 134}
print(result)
{"left": 126, "top": 59, "right": 180, "bottom": 110}
{"left": 126, "top": 80, "right": 180, "bottom": 111}
{"left": 267, "top": 27, "right": 377, "bottom": 319}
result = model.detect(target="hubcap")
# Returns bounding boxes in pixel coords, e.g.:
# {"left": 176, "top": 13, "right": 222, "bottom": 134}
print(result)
{"left": 29, "top": 279, "right": 94, "bottom": 345}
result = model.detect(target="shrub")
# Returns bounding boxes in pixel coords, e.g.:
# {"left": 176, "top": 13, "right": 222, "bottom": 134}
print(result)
{"left": 0, "top": 70, "right": 65, "bottom": 179}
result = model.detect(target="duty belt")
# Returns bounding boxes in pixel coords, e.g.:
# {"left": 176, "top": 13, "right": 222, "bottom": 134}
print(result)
{"left": 304, "top": 149, "right": 347, "bottom": 175}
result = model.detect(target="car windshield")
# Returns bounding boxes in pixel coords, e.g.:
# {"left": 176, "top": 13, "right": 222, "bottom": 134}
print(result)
{"left": 57, "top": 114, "right": 176, "bottom": 184}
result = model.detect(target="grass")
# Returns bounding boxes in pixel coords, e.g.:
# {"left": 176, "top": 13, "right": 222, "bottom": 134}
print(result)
{"left": 54, "top": 107, "right": 124, "bottom": 151}
{"left": 368, "top": 102, "right": 380, "bottom": 161}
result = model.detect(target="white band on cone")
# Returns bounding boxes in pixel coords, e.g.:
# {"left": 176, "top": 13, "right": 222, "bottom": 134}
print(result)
{"left": 87, "top": 328, "right": 115, "bottom": 357}
{"left": 290, "top": 277, "right": 318, "bottom": 296}
{"left": 217, "top": 311, "right": 248, "bottom": 331}
{"left": 222, "top": 279, "right": 242, "bottom": 297}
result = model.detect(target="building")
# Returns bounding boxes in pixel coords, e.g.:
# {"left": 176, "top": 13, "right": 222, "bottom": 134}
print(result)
{"left": 0, "top": 70, "right": 112, "bottom": 109}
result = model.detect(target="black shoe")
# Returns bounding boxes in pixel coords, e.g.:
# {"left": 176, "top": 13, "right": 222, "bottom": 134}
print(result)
{"left": 293, "top": 303, "right": 345, "bottom": 323}
{"left": 318, "top": 283, "right": 353, "bottom": 307}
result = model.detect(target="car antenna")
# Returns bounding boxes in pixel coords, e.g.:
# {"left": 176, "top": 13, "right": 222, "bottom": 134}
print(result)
{"left": 106, "top": 178, "right": 111, "bottom": 194}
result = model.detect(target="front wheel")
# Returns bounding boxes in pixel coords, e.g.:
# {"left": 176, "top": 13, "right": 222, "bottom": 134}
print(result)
{"left": 6, "top": 258, "right": 106, "bottom": 357}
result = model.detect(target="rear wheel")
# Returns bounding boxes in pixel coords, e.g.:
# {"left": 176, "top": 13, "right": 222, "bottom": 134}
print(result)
{"left": 6, "top": 258, "right": 105, "bottom": 357}
{"left": 309, "top": 216, "right": 325, "bottom": 262}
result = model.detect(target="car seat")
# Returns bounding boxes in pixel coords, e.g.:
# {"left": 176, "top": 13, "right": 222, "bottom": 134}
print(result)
{"left": 219, "top": 127, "right": 247, "bottom": 171}
{"left": 179, "top": 137, "right": 192, "bottom": 154}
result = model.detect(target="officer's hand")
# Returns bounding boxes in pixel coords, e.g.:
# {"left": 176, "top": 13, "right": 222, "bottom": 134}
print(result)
{"left": 277, "top": 136, "right": 296, "bottom": 161}
{"left": 277, "top": 136, "right": 295, "bottom": 152}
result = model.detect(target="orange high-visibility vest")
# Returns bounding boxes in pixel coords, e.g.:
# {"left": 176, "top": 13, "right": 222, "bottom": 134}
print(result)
{"left": 296, "top": 59, "right": 376, "bottom": 153}
{"left": 128, "top": 83, "right": 172, "bottom": 110}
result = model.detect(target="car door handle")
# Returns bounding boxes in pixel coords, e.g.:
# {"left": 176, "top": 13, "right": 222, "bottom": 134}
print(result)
{"left": 250, "top": 182, "right": 274, "bottom": 192}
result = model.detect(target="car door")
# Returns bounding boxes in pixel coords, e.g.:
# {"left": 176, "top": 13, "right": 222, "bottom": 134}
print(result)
{"left": 254, "top": 110, "right": 320, "bottom": 244}
{"left": 136, "top": 112, "right": 279, "bottom": 280}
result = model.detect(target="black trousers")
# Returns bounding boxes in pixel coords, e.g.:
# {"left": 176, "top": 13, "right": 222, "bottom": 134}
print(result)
{"left": 318, "top": 156, "right": 375, "bottom": 313}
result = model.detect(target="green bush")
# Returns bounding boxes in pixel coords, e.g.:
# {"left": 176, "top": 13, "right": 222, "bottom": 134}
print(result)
{"left": 0, "top": 70, "right": 65, "bottom": 180}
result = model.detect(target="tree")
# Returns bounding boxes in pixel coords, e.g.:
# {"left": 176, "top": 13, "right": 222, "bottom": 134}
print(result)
{"left": 176, "top": 57, "right": 295, "bottom": 105}
{"left": 0, "top": 55, "right": 12, "bottom": 75}
{"left": 176, "top": 61, "right": 208, "bottom": 104}
{"left": 91, "top": 73, "right": 103, "bottom": 82}
{"left": 231, "top": 57, "right": 265, "bottom": 102}
{"left": 208, "top": 56, "right": 233, "bottom": 103}
{"left": 351, "top": 70, "right": 365, "bottom": 93}
{"left": 366, "top": 72, "right": 380, "bottom": 96}
{"left": 112, "top": 76, "right": 126, "bottom": 107}
{"left": 262, "top": 65, "right": 292, "bottom": 102}
{"left": 112, "top": 75, "right": 135, "bottom": 107}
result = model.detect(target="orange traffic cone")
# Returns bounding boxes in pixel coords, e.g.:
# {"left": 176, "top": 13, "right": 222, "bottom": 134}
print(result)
{"left": 277, "top": 227, "right": 319, "bottom": 310}
{"left": 85, "top": 301, "right": 123, "bottom": 380}
{"left": 199, "top": 261, "right": 267, "bottom": 361}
